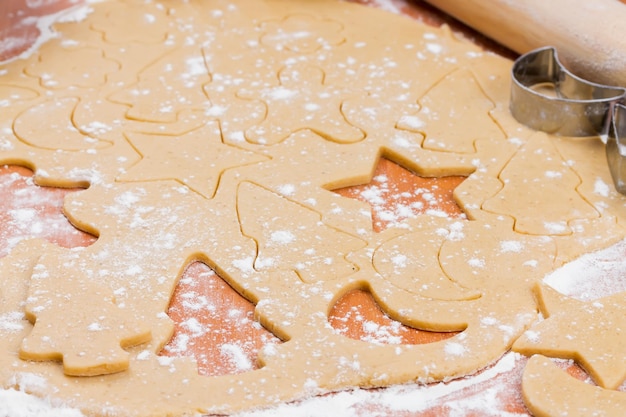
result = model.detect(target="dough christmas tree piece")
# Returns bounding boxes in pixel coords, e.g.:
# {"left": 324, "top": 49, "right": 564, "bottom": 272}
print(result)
{"left": 21, "top": 252, "right": 153, "bottom": 376}
{"left": 483, "top": 133, "right": 599, "bottom": 236}
{"left": 237, "top": 181, "right": 365, "bottom": 282}
{"left": 398, "top": 69, "right": 505, "bottom": 154}
{"left": 108, "top": 48, "right": 212, "bottom": 123}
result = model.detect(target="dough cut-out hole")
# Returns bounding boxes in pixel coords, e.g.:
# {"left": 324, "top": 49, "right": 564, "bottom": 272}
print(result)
{"left": 0, "top": 165, "right": 96, "bottom": 257}
{"left": 556, "top": 360, "right": 626, "bottom": 392}
{"left": 333, "top": 158, "right": 466, "bottom": 232}
{"left": 0, "top": 0, "right": 79, "bottom": 61}
{"left": 328, "top": 289, "right": 457, "bottom": 345}
{"left": 160, "top": 262, "right": 281, "bottom": 376}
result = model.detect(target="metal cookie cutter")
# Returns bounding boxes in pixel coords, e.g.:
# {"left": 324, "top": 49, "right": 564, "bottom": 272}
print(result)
{"left": 510, "top": 46, "right": 626, "bottom": 194}
{"left": 608, "top": 103, "right": 626, "bottom": 193}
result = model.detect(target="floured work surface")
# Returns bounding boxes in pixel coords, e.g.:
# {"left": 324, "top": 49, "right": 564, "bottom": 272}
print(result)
{"left": 0, "top": 0, "right": 625, "bottom": 416}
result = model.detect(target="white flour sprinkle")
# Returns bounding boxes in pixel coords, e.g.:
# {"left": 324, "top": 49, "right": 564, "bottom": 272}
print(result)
{"left": 270, "top": 230, "right": 296, "bottom": 244}
{"left": 268, "top": 87, "right": 298, "bottom": 100}
{"left": 543, "top": 238, "right": 626, "bottom": 300}
{"left": 544, "top": 170, "right": 562, "bottom": 179}
{"left": 397, "top": 114, "right": 424, "bottom": 130}
{"left": 542, "top": 221, "right": 567, "bottom": 234}
{"left": 0, "top": 389, "right": 84, "bottom": 417}
{"left": 467, "top": 257, "right": 485, "bottom": 268}
{"left": 235, "top": 352, "right": 524, "bottom": 416}
{"left": 0, "top": 2, "right": 95, "bottom": 65}
{"left": 426, "top": 43, "right": 443, "bottom": 54}
{"left": 220, "top": 343, "right": 253, "bottom": 371}
{"left": 365, "top": 0, "right": 404, "bottom": 14}
{"left": 276, "top": 183, "right": 296, "bottom": 196}
{"left": 593, "top": 177, "right": 611, "bottom": 197}
{"left": 444, "top": 341, "right": 466, "bottom": 357}
{"left": 499, "top": 240, "right": 523, "bottom": 253}
{"left": 0, "top": 311, "right": 25, "bottom": 332}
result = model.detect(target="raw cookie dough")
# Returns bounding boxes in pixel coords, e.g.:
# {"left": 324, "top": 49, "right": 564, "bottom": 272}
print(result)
{"left": 1, "top": 0, "right": 626, "bottom": 415}
{"left": 514, "top": 284, "right": 626, "bottom": 390}
{"left": 521, "top": 355, "right": 626, "bottom": 417}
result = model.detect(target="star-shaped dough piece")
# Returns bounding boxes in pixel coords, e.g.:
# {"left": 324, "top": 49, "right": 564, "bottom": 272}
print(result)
{"left": 119, "top": 121, "right": 267, "bottom": 198}
{"left": 513, "top": 283, "right": 626, "bottom": 389}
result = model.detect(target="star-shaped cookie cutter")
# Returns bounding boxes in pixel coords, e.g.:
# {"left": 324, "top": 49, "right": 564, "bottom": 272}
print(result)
{"left": 510, "top": 46, "right": 626, "bottom": 194}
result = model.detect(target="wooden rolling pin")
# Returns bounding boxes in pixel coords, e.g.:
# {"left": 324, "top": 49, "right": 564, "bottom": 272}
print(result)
{"left": 422, "top": 0, "right": 626, "bottom": 87}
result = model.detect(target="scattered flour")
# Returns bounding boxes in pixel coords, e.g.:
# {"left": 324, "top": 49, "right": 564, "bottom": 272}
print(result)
{"left": 230, "top": 238, "right": 626, "bottom": 416}
{"left": 444, "top": 341, "right": 466, "bottom": 357}
{"left": 0, "top": 2, "right": 96, "bottom": 65}
{"left": 363, "top": 0, "right": 405, "bottom": 14}
{"left": 543, "top": 238, "right": 626, "bottom": 300}
{"left": 500, "top": 240, "right": 523, "bottom": 253}
{"left": 220, "top": 343, "right": 253, "bottom": 372}
{"left": 234, "top": 352, "right": 526, "bottom": 417}
{"left": 0, "top": 389, "right": 84, "bottom": 417}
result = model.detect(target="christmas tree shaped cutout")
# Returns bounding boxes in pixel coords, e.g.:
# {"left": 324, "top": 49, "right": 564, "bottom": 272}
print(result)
{"left": 397, "top": 68, "right": 505, "bottom": 154}
{"left": 237, "top": 182, "right": 365, "bottom": 283}
{"left": 483, "top": 133, "right": 598, "bottom": 235}
{"left": 161, "top": 262, "right": 281, "bottom": 376}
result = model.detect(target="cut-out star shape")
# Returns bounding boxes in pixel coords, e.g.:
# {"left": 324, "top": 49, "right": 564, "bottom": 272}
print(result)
{"left": 119, "top": 120, "right": 267, "bottom": 198}
{"left": 513, "top": 283, "right": 626, "bottom": 389}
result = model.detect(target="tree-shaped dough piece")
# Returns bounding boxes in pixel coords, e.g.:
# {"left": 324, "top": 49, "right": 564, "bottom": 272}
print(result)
{"left": 21, "top": 250, "right": 152, "bottom": 376}
{"left": 397, "top": 68, "right": 504, "bottom": 154}
{"left": 483, "top": 133, "right": 599, "bottom": 235}
{"left": 237, "top": 182, "right": 365, "bottom": 282}
{"left": 109, "top": 48, "right": 211, "bottom": 123}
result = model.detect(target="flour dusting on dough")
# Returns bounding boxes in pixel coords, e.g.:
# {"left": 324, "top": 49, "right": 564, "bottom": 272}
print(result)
{"left": 543, "top": 238, "right": 626, "bottom": 300}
